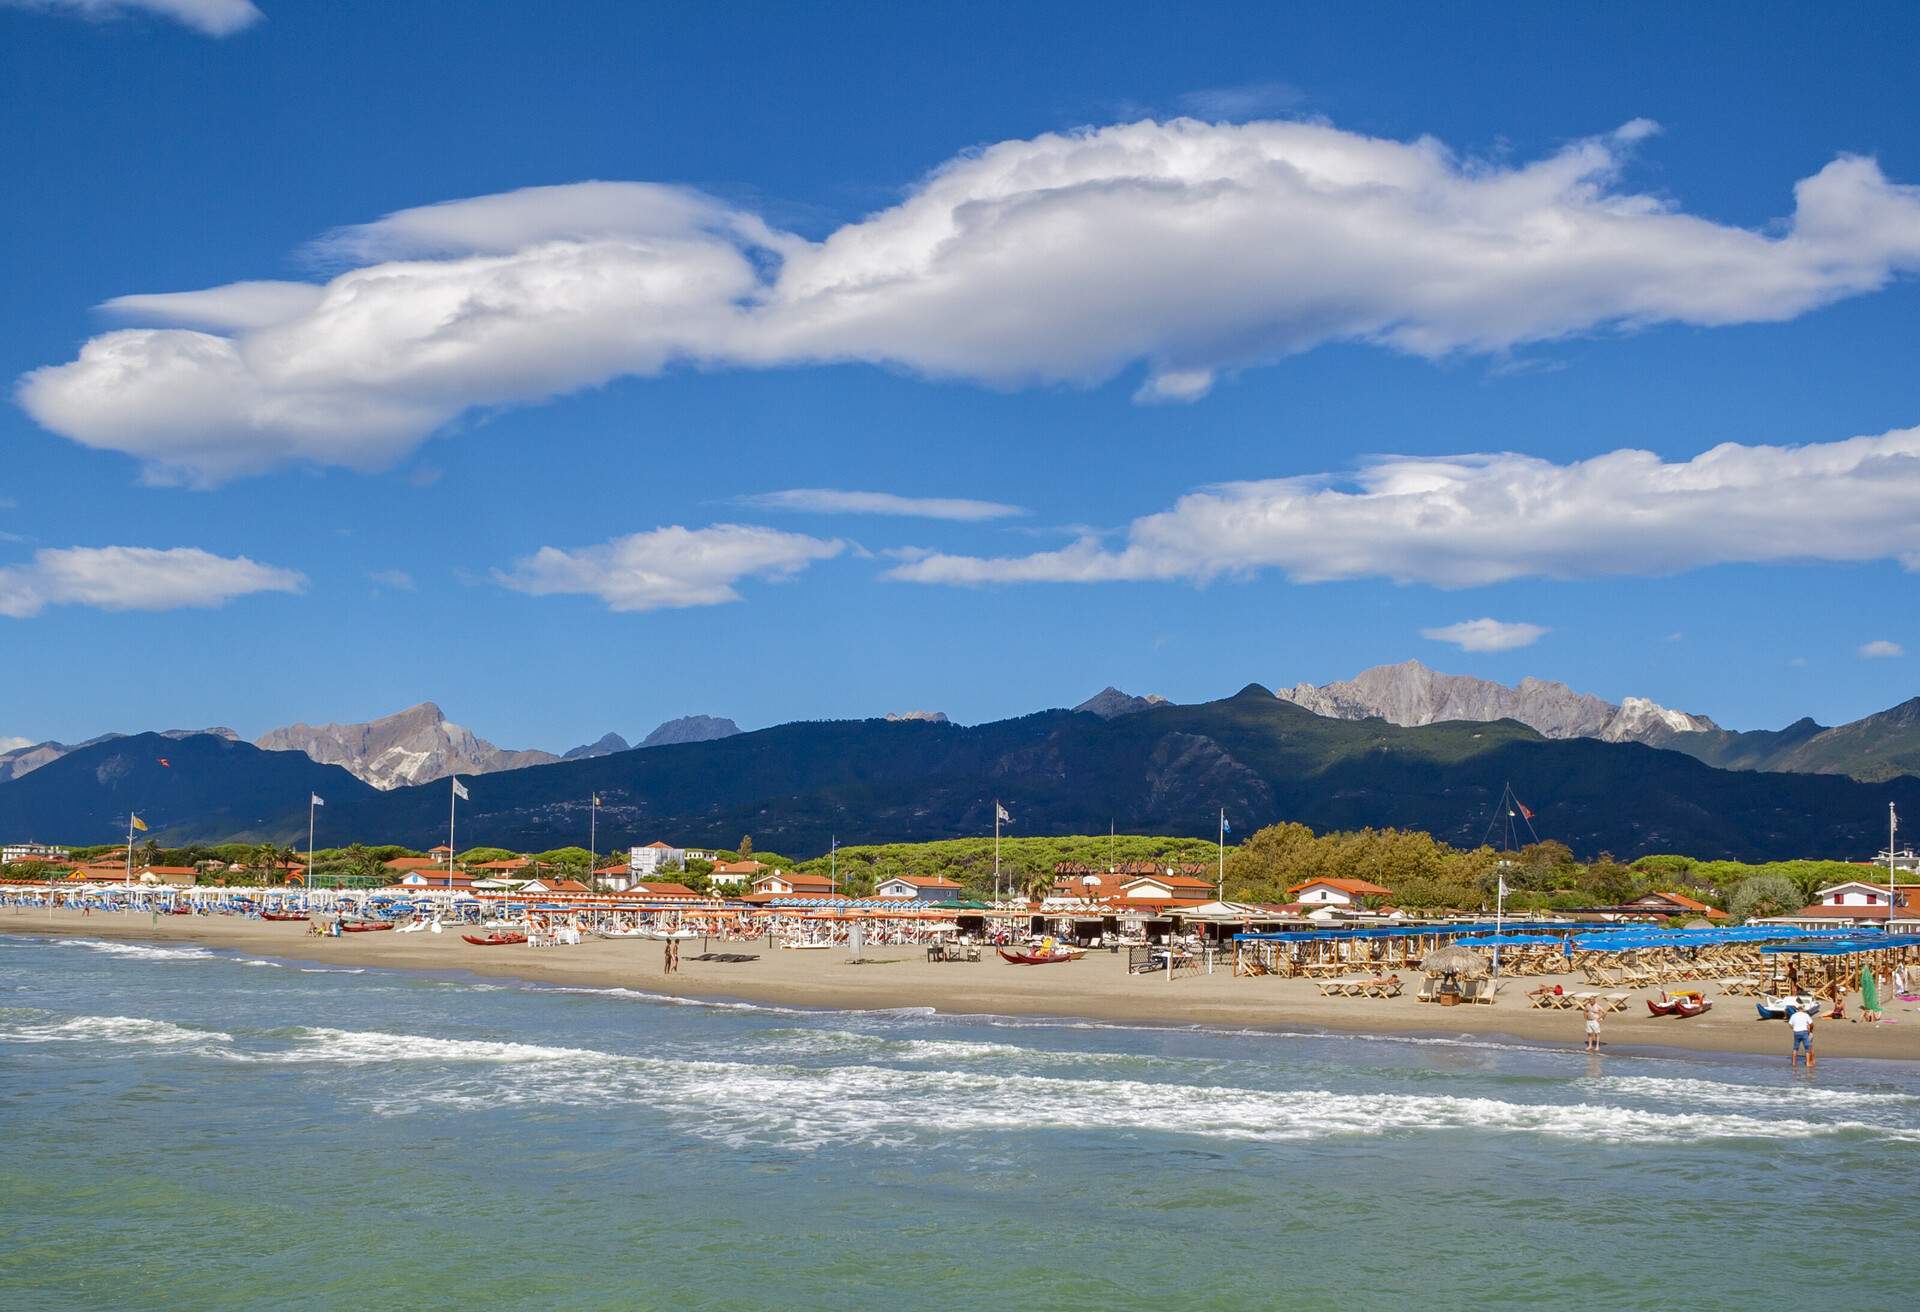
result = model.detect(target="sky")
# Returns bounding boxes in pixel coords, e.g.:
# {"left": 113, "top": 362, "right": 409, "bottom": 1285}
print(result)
{"left": 2, "top": 0, "right": 1919, "bottom": 753}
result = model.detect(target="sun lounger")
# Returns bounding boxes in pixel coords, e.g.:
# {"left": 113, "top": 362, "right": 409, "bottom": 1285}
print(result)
{"left": 1603, "top": 991, "right": 1631, "bottom": 1012}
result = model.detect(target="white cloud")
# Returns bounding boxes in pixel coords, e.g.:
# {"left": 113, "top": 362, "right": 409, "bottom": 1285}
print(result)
{"left": 0, "top": 546, "right": 303, "bottom": 618}
{"left": 21, "top": 118, "right": 1920, "bottom": 483}
{"left": 368, "top": 569, "right": 415, "bottom": 592}
{"left": 739, "top": 488, "right": 1025, "bottom": 521}
{"left": 1859, "top": 640, "right": 1905, "bottom": 659}
{"left": 885, "top": 424, "right": 1920, "bottom": 590}
{"left": 0, "top": 736, "right": 33, "bottom": 753}
{"left": 1420, "top": 618, "right": 1547, "bottom": 652}
{"left": 494, "top": 524, "right": 843, "bottom": 612}
{"left": 6, "top": 0, "right": 262, "bottom": 37}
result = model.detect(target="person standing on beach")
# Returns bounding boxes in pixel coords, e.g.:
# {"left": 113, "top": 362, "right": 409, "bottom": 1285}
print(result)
{"left": 1582, "top": 996, "right": 1603, "bottom": 1052}
{"left": 1788, "top": 1005, "right": 1815, "bottom": 1068}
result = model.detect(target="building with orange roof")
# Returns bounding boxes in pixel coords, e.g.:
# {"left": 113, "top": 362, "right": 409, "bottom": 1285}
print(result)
{"left": 1286, "top": 877, "right": 1394, "bottom": 910}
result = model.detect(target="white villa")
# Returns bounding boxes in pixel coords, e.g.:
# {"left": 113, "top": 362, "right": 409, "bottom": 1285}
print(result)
{"left": 628, "top": 841, "right": 687, "bottom": 875}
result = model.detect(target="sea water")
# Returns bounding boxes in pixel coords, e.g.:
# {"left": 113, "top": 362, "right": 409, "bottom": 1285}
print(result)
{"left": 1, "top": 933, "right": 1914, "bottom": 1311}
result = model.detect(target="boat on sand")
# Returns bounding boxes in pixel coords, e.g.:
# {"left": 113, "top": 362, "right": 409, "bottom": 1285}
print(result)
{"left": 1647, "top": 989, "right": 1712, "bottom": 1018}
{"left": 463, "top": 932, "right": 527, "bottom": 946}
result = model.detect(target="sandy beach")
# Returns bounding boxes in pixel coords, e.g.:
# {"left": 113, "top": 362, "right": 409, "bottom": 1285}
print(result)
{"left": 11, "top": 906, "right": 1917, "bottom": 1062}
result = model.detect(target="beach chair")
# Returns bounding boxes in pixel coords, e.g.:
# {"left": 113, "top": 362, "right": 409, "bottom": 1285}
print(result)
{"left": 1414, "top": 977, "right": 1437, "bottom": 1003}
{"left": 1603, "top": 991, "right": 1631, "bottom": 1013}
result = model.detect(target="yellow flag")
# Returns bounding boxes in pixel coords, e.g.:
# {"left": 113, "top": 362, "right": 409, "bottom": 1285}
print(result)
{"left": 130, "top": 815, "right": 148, "bottom": 832}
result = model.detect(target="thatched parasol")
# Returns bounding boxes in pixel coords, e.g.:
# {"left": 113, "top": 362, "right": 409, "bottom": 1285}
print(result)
{"left": 1424, "top": 945, "right": 1491, "bottom": 979}
{"left": 1683, "top": 918, "right": 1715, "bottom": 930}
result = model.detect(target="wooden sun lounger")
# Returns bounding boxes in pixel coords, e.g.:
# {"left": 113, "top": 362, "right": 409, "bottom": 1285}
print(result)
{"left": 1603, "top": 991, "right": 1631, "bottom": 1012}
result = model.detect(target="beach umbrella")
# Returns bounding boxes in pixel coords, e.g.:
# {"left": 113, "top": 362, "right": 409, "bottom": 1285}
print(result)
{"left": 1424, "top": 945, "right": 1491, "bottom": 979}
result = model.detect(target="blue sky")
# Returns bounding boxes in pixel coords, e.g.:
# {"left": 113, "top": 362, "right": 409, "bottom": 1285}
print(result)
{"left": 3, "top": 0, "right": 1918, "bottom": 752}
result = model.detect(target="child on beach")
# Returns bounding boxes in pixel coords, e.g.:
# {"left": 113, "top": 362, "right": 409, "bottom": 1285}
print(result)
{"left": 1582, "top": 997, "right": 1603, "bottom": 1053}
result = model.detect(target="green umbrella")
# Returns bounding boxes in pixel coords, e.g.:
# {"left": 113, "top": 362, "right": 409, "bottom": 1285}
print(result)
{"left": 1862, "top": 965, "right": 1879, "bottom": 1014}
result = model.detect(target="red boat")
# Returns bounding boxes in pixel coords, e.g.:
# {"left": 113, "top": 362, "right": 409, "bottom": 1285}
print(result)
{"left": 998, "top": 948, "right": 1077, "bottom": 965}
{"left": 341, "top": 921, "right": 393, "bottom": 933}
{"left": 463, "top": 932, "right": 527, "bottom": 947}
{"left": 262, "top": 912, "right": 308, "bottom": 922}
{"left": 1648, "top": 989, "right": 1712, "bottom": 1018}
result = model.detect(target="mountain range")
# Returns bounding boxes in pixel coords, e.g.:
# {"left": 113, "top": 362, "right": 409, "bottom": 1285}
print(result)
{"left": 1277, "top": 660, "right": 1920, "bottom": 782}
{"left": 5, "top": 685, "right": 1917, "bottom": 863}
{"left": 0, "top": 707, "right": 744, "bottom": 791}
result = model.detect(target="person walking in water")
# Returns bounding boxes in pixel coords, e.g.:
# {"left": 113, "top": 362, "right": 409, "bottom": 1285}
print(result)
{"left": 1789, "top": 1004, "right": 1816, "bottom": 1068}
{"left": 1582, "top": 996, "right": 1604, "bottom": 1053}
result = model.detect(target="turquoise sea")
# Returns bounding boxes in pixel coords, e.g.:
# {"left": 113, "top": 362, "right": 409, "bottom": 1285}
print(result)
{"left": 2, "top": 931, "right": 1916, "bottom": 1311}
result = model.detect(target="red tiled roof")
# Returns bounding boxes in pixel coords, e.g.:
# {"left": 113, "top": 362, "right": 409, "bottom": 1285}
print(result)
{"left": 1635, "top": 890, "right": 1722, "bottom": 915}
{"left": 1287, "top": 877, "right": 1392, "bottom": 896}
{"left": 882, "top": 875, "right": 964, "bottom": 889}
{"left": 632, "top": 882, "right": 700, "bottom": 898}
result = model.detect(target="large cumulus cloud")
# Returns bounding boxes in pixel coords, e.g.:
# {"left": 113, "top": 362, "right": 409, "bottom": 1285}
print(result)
{"left": 20, "top": 119, "right": 1920, "bottom": 484}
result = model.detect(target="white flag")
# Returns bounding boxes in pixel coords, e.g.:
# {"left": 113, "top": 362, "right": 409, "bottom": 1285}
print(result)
{"left": 995, "top": 803, "right": 1011, "bottom": 823}
{"left": 451, "top": 778, "right": 469, "bottom": 801}
{"left": 1497, "top": 875, "right": 1509, "bottom": 899}
{"left": 311, "top": 794, "right": 325, "bottom": 807}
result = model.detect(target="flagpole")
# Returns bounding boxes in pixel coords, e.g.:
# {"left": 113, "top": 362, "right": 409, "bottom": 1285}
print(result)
{"left": 993, "top": 802, "right": 1001, "bottom": 906}
{"left": 589, "top": 793, "right": 597, "bottom": 892}
{"left": 830, "top": 835, "right": 837, "bottom": 896}
{"left": 1891, "top": 803, "right": 1899, "bottom": 934}
{"left": 124, "top": 814, "right": 133, "bottom": 888}
{"left": 308, "top": 795, "right": 316, "bottom": 900}
{"left": 448, "top": 777, "right": 457, "bottom": 891}
{"left": 1218, "top": 808, "right": 1226, "bottom": 900}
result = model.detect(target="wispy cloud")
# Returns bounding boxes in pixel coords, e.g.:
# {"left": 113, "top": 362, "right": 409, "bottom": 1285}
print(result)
{"left": 738, "top": 488, "right": 1026, "bottom": 522}
{"left": 1420, "top": 618, "right": 1547, "bottom": 652}
{"left": 0, "top": 736, "right": 34, "bottom": 753}
{"left": 1859, "top": 639, "right": 1905, "bottom": 659}
{"left": 886, "top": 424, "right": 1920, "bottom": 590}
{"left": 1176, "top": 81, "right": 1303, "bottom": 120}
{"left": 495, "top": 524, "right": 843, "bottom": 612}
{"left": 25, "top": 118, "right": 1920, "bottom": 483}
{"left": 0, "top": 545, "right": 303, "bottom": 618}
{"left": 6, "top": 0, "right": 262, "bottom": 37}
{"left": 368, "top": 569, "right": 416, "bottom": 592}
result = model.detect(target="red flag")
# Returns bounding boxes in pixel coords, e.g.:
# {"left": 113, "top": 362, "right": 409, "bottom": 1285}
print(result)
{"left": 157, "top": 758, "right": 171, "bottom": 768}
{"left": 1517, "top": 801, "right": 1534, "bottom": 821}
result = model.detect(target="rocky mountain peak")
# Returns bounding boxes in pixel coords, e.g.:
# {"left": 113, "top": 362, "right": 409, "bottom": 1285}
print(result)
{"left": 1276, "top": 662, "right": 1717, "bottom": 746}
{"left": 885, "top": 710, "right": 951, "bottom": 724}
{"left": 1073, "top": 687, "right": 1172, "bottom": 719}
{"left": 562, "top": 732, "right": 630, "bottom": 760}
{"left": 640, "top": 715, "right": 741, "bottom": 748}
{"left": 254, "top": 703, "right": 559, "bottom": 790}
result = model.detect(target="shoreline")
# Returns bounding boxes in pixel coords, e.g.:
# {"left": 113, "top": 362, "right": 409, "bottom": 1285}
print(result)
{"left": 10, "top": 908, "right": 1917, "bottom": 1062}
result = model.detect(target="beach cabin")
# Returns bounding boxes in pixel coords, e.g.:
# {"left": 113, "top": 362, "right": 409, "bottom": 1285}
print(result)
{"left": 521, "top": 878, "right": 589, "bottom": 895}
{"left": 1119, "top": 873, "right": 1213, "bottom": 904}
{"left": 874, "top": 875, "right": 964, "bottom": 902}
{"left": 749, "top": 870, "right": 834, "bottom": 897}
{"left": 395, "top": 870, "right": 477, "bottom": 890}
{"left": 1286, "top": 877, "right": 1392, "bottom": 909}
{"left": 1617, "top": 890, "right": 1724, "bottom": 919}
{"left": 629, "top": 881, "right": 702, "bottom": 901}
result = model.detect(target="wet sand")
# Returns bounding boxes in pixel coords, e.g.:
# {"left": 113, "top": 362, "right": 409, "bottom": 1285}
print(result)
{"left": 11, "top": 907, "right": 1917, "bottom": 1061}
